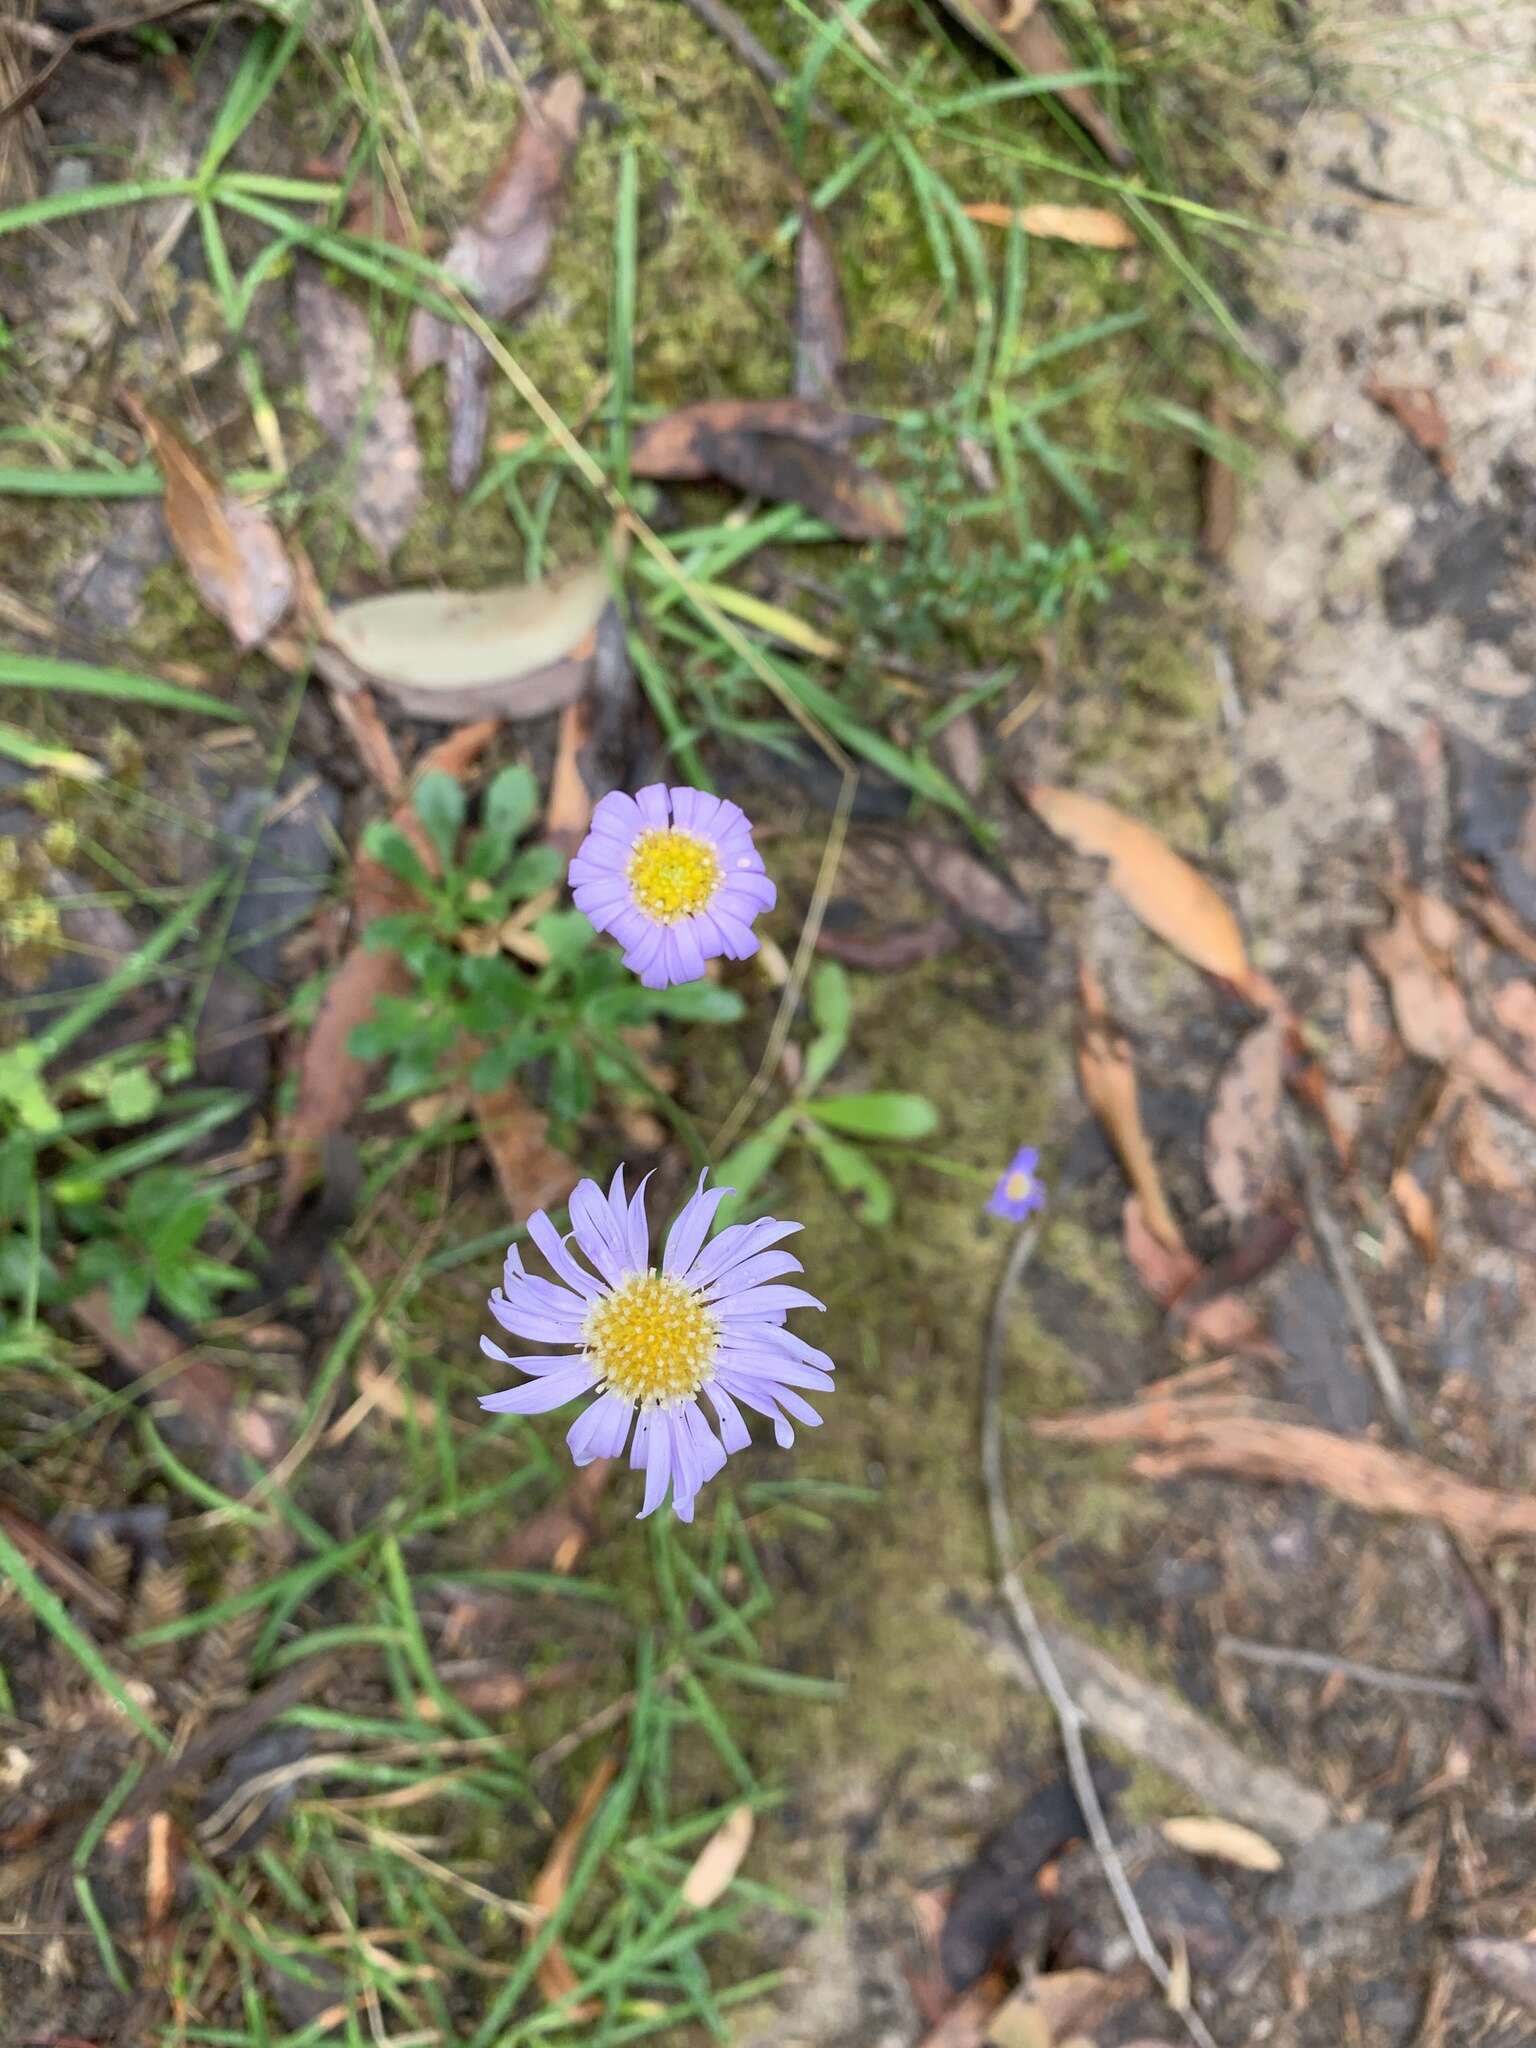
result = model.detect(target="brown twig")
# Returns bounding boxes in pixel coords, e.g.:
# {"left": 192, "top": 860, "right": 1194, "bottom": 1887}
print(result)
{"left": 1216, "top": 1636, "right": 1479, "bottom": 1703}
{"left": 982, "top": 1223, "right": 1222, "bottom": 2048}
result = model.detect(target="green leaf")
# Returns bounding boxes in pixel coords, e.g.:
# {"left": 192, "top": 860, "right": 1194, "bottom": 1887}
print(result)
{"left": 0, "top": 651, "right": 238, "bottom": 720}
{"left": 104, "top": 1066, "right": 161, "bottom": 1125}
{"left": 0, "top": 1048, "right": 60, "bottom": 1135}
{"left": 643, "top": 982, "right": 746, "bottom": 1023}
{"left": 507, "top": 844, "right": 566, "bottom": 897}
{"left": 108, "top": 1260, "right": 151, "bottom": 1334}
{"left": 0, "top": 1136, "right": 34, "bottom": 1215}
{"left": 361, "top": 821, "right": 431, "bottom": 894}
{"left": 712, "top": 1110, "right": 796, "bottom": 1228}
{"left": 549, "top": 1038, "right": 593, "bottom": 1121}
{"left": 805, "top": 1091, "right": 939, "bottom": 1141}
{"left": 803, "top": 961, "right": 851, "bottom": 1094}
{"left": 534, "top": 909, "right": 598, "bottom": 970}
{"left": 481, "top": 765, "right": 539, "bottom": 865}
{"left": 802, "top": 1124, "right": 895, "bottom": 1226}
{"left": 413, "top": 772, "right": 466, "bottom": 868}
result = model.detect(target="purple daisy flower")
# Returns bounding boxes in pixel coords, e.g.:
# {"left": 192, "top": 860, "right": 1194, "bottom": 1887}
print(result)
{"left": 567, "top": 783, "right": 776, "bottom": 989}
{"left": 478, "top": 1167, "right": 832, "bottom": 1522}
{"left": 987, "top": 1144, "right": 1045, "bottom": 1223}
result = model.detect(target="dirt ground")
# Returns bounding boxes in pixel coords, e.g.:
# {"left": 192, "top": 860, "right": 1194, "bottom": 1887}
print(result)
{"left": 3, "top": 0, "right": 1536, "bottom": 2044}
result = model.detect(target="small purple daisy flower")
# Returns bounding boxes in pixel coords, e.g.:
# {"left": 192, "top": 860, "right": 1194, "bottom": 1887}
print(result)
{"left": 479, "top": 1167, "right": 833, "bottom": 1522}
{"left": 987, "top": 1145, "right": 1045, "bottom": 1223}
{"left": 567, "top": 784, "right": 776, "bottom": 989}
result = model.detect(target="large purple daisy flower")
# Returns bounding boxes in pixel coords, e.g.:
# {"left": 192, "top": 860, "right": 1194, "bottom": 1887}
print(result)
{"left": 479, "top": 1168, "right": 833, "bottom": 1522}
{"left": 567, "top": 784, "right": 776, "bottom": 989}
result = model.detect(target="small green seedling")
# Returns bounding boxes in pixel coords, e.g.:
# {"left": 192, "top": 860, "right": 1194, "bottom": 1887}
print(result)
{"left": 713, "top": 961, "right": 938, "bottom": 1228}
{"left": 348, "top": 765, "right": 744, "bottom": 1123}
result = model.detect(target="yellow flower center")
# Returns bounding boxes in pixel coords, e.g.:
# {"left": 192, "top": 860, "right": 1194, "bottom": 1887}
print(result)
{"left": 1005, "top": 1170, "right": 1032, "bottom": 1202}
{"left": 584, "top": 1271, "right": 720, "bottom": 1407}
{"left": 626, "top": 827, "right": 723, "bottom": 925}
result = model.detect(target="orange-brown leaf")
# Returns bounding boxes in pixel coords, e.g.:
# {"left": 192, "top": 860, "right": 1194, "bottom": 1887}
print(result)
{"left": 1206, "top": 1014, "right": 1285, "bottom": 1226}
{"left": 964, "top": 201, "right": 1134, "bottom": 249}
{"left": 277, "top": 721, "right": 500, "bottom": 1214}
{"left": 1078, "top": 963, "right": 1186, "bottom": 1253}
{"left": 124, "top": 398, "right": 294, "bottom": 649}
{"left": 680, "top": 1803, "right": 754, "bottom": 1910}
{"left": 1028, "top": 786, "right": 1258, "bottom": 997}
{"left": 530, "top": 1753, "right": 619, "bottom": 2013}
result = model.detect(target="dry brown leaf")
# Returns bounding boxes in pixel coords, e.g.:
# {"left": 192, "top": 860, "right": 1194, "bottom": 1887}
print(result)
{"left": 546, "top": 697, "right": 596, "bottom": 857}
{"left": 497, "top": 1460, "right": 614, "bottom": 1575}
{"left": 409, "top": 73, "right": 585, "bottom": 493}
{"left": 689, "top": 425, "right": 905, "bottom": 541}
{"left": 964, "top": 201, "right": 1134, "bottom": 248}
{"left": 1034, "top": 1395, "right": 1536, "bottom": 1545}
{"left": 529, "top": 1752, "right": 618, "bottom": 2014}
{"left": 814, "top": 920, "right": 960, "bottom": 972}
{"left": 1159, "top": 1815, "right": 1284, "bottom": 1872}
{"left": 1206, "top": 1014, "right": 1285, "bottom": 1226}
{"left": 980, "top": 1994, "right": 1050, "bottom": 2048}
{"left": 1027, "top": 786, "right": 1264, "bottom": 1000}
{"left": 295, "top": 269, "right": 422, "bottom": 566}
{"left": 124, "top": 398, "right": 294, "bottom": 650}
{"left": 1364, "top": 372, "right": 1452, "bottom": 473}
{"left": 794, "top": 203, "right": 846, "bottom": 402}
{"left": 1079, "top": 963, "right": 1186, "bottom": 1253}
{"left": 470, "top": 1071, "right": 579, "bottom": 1223}
{"left": 1366, "top": 897, "right": 1536, "bottom": 1123}
{"left": 276, "top": 721, "right": 499, "bottom": 1216}
{"left": 315, "top": 559, "right": 607, "bottom": 723}
{"left": 1492, "top": 977, "right": 1536, "bottom": 1073}
{"left": 680, "top": 1803, "right": 754, "bottom": 1910}
{"left": 1122, "top": 1198, "right": 1267, "bottom": 1356}
{"left": 1389, "top": 1163, "right": 1439, "bottom": 1262}
{"left": 1018, "top": 1969, "right": 1125, "bottom": 2039}
{"left": 930, "top": 0, "right": 1131, "bottom": 166}
{"left": 630, "top": 398, "right": 886, "bottom": 480}
{"left": 69, "top": 1289, "right": 285, "bottom": 1468}
{"left": 145, "top": 1810, "right": 176, "bottom": 1935}
{"left": 1455, "top": 1097, "right": 1523, "bottom": 1193}
{"left": 918, "top": 1976, "right": 1010, "bottom": 2048}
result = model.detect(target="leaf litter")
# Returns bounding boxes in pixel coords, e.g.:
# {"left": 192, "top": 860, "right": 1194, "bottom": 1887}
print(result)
{"left": 124, "top": 397, "right": 294, "bottom": 650}
{"left": 964, "top": 201, "right": 1135, "bottom": 250}
{"left": 276, "top": 720, "right": 500, "bottom": 1217}
{"left": 629, "top": 398, "right": 903, "bottom": 537}
{"left": 793, "top": 202, "right": 846, "bottom": 403}
{"left": 295, "top": 267, "right": 423, "bottom": 567}
{"left": 314, "top": 556, "right": 609, "bottom": 722}
{"left": 1076, "top": 961, "right": 1186, "bottom": 1255}
{"left": 408, "top": 71, "right": 586, "bottom": 493}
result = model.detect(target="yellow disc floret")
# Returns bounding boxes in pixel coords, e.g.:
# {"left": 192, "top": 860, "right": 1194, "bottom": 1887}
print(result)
{"left": 626, "top": 827, "right": 723, "bottom": 925}
{"left": 584, "top": 1271, "right": 720, "bottom": 1407}
{"left": 1005, "top": 1170, "right": 1031, "bottom": 1202}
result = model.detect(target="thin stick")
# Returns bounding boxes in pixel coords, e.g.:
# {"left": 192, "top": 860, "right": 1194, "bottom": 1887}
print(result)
{"left": 1216, "top": 1637, "right": 1479, "bottom": 1702}
{"left": 1282, "top": 1103, "right": 1417, "bottom": 1446}
{"left": 983, "top": 1223, "right": 1222, "bottom": 2048}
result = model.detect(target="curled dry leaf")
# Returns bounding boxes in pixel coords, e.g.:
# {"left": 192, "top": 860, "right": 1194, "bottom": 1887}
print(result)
{"left": 1206, "top": 1013, "right": 1285, "bottom": 1226}
{"left": 814, "top": 919, "right": 960, "bottom": 972}
{"left": 69, "top": 1289, "right": 286, "bottom": 1469}
{"left": 1159, "top": 1815, "right": 1284, "bottom": 1873}
{"left": 124, "top": 397, "right": 293, "bottom": 650}
{"left": 409, "top": 73, "right": 585, "bottom": 493}
{"left": 1078, "top": 962, "right": 1186, "bottom": 1254}
{"left": 680, "top": 1803, "right": 754, "bottom": 1910}
{"left": 630, "top": 398, "right": 886, "bottom": 480}
{"left": 1026, "top": 785, "right": 1265, "bottom": 1002}
{"left": 930, "top": 0, "right": 1131, "bottom": 166}
{"left": 1034, "top": 1395, "right": 1536, "bottom": 1546}
{"left": 295, "top": 269, "right": 422, "bottom": 567}
{"left": 469, "top": 1067, "right": 579, "bottom": 1224}
{"left": 315, "top": 558, "right": 608, "bottom": 723}
{"left": 1363, "top": 372, "right": 1452, "bottom": 473}
{"left": 964, "top": 201, "right": 1134, "bottom": 249}
{"left": 794, "top": 203, "right": 846, "bottom": 402}
{"left": 690, "top": 425, "right": 905, "bottom": 541}
{"left": 1122, "top": 1196, "right": 1268, "bottom": 1356}
{"left": 276, "top": 720, "right": 500, "bottom": 1216}
{"left": 529, "top": 1752, "right": 618, "bottom": 2014}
